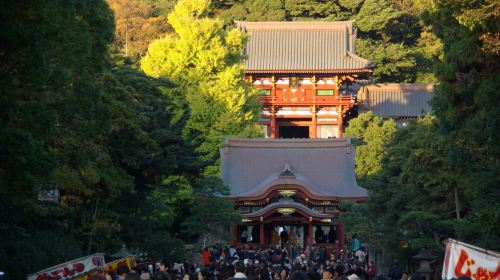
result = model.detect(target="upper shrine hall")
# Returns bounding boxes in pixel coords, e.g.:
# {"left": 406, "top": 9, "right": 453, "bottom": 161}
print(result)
{"left": 237, "top": 21, "right": 375, "bottom": 139}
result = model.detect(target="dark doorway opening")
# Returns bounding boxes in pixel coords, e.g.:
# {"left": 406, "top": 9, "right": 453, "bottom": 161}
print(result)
{"left": 279, "top": 126, "right": 309, "bottom": 138}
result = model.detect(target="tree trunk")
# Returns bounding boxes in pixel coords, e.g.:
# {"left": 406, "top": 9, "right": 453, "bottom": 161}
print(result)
{"left": 454, "top": 187, "right": 461, "bottom": 220}
{"left": 86, "top": 197, "right": 100, "bottom": 254}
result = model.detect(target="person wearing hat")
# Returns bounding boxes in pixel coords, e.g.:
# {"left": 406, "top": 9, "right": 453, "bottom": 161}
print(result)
{"left": 228, "top": 262, "right": 247, "bottom": 280}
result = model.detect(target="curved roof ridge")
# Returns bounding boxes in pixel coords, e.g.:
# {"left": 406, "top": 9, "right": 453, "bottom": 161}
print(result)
{"left": 243, "top": 201, "right": 332, "bottom": 218}
{"left": 236, "top": 171, "right": 325, "bottom": 198}
{"left": 220, "top": 138, "right": 368, "bottom": 200}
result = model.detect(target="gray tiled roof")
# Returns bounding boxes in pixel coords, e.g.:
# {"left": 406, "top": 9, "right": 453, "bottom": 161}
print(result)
{"left": 220, "top": 138, "right": 368, "bottom": 199}
{"left": 357, "top": 83, "right": 434, "bottom": 118}
{"left": 237, "top": 21, "right": 374, "bottom": 73}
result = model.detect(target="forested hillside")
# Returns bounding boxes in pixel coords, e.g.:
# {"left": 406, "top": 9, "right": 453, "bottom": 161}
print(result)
{"left": 110, "top": 0, "right": 442, "bottom": 83}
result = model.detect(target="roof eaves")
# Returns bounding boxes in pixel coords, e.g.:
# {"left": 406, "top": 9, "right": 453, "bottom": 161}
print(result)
{"left": 245, "top": 68, "right": 374, "bottom": 74}
{"left": 347, "top": 51, "right": 375, "bottom": 68}
{"left": 236, "top": 21, "right": 356, "bottom": 31}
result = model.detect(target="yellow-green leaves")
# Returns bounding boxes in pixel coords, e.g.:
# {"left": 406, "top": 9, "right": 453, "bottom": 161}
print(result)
{"left": 141, "top": 0, "right": 261, "bottom": 172}
{"left": 140, "top": 36, "right": 176, "bottom": 78}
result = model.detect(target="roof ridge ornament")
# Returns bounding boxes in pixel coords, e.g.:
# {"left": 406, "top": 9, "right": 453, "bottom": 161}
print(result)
{"left": 280, "top": 163, "right": 295, "bottom": 178}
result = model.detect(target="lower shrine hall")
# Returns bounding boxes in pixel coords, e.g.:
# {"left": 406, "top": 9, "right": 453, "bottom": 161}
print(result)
{"left": 220, "top": 138, "right": 368, "bottom": 250}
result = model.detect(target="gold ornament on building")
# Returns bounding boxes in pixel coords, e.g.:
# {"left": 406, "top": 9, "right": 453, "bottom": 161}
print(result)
{"left": 278, "top": 190, "right": 297, "bottom": 198}
{"left": 277, "top": 208, "right": 295, "bottom": 216}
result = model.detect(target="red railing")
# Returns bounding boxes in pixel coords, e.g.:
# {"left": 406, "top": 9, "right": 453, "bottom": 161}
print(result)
{"left": 260, "top": 94, "right": 354, "bottom": 106}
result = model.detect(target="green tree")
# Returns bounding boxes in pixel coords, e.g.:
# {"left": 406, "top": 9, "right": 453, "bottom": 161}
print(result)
{"left": 344, "top": 112, "right": 397, "bottom": 183}
{"left": 0, "top": 0, "right": 124, "bottom": 277}
{"left": 141, "top": 0, "right": 262, "bottom": 173}
{"left": 342, "top": 115, "right": 460, "bottom": 268}
{"left": 218, "top": 0, "right": 287, "bottom": 23}
{"left": 425, "top": 0, "right": 500, "bottom": 250}
{"left": 284, "top": 0, "right": 343, "bottom": 20}
{"left": 99, "top": 61, "right": 199, "bottom": 256}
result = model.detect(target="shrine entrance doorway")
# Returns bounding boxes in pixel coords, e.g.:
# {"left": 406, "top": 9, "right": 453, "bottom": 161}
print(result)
{"left": 266, "top": 223, "right": 306, "bottom": 249}
{"left": 279, "top": 126, "right": 309, "bottom": 138}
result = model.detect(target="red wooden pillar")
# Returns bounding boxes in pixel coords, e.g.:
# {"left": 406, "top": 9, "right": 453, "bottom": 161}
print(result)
{"left": 311, "top": 106, "right": 317, "bottom": 139}
{"left": 337, "top": 222, "right": 344, "bottom": 251}
{"left": 334, "top": 77, "right": 340, "bottom": 97}
{"left": 270, "top": 106, "right": 276, "bottom": 138}
{"left": 260, "top": 222, "right": 265, "bottom": 247}
{"left": 307, "top": 222, "right": 313, "bottom": 248}
{"left": 337, "top": 106, "right": 343, "bottom": 138}
{"left": 231, "top": 225, "right": 238, "bottom": 246}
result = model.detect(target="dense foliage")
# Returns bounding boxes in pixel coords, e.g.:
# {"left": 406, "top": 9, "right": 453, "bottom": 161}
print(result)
{"left": 341, "top": 1, "right": 499, "bottom": 270}
{"left": 140, "top": 0, "right": 262, "bottom": 173}
{"left": 342, "top": 116, "right": 458, "bottom": 269}
{"left": 0, "top": 0, "right": 244, "bottom": 278}
{"left": 425, "top": 0, "right": 500, "bottom": 249}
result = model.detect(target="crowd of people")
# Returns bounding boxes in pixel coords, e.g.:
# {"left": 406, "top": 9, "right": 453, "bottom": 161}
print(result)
{"left": 96, "top": 235, "right": 384, "bottom": 280}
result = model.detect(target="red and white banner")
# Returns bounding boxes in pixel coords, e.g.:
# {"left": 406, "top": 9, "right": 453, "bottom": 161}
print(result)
{"left": 27, "top": 253, "right": 105, "bottom": 280}
{"left": 442, "top": 239, "right": 500, "bottom": 280}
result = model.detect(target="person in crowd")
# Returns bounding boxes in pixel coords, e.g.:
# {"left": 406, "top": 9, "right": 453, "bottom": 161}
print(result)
{"left": 117, "top": 265, "right": 130, "bottom": 280}
{"left": 241, "top": 228, "right": 249, "bottom": 243}
{"left": 351, "top": 235, "right": 361, "bottom": 253}
{"left": 159, "top": 261, "right": 170, "bottom": 273}
{"left": 368, "top": 262, "right": 377, "bottom": 280}
{"left": 328, "top": 226, "right": 337, "bottom": 244}
{"left": 138, "top": 241, "right": 401, "bottom": 280}
{"left": 152, "top": 271, "right": 170, "bottom": 280}
{"left": 124, "top": 272, "right": 140, "bottom": 280}
{"left": 355, "top": 248, "right": 365, "bottom": 264}
{"left": 105, "top": 270, "right": 117, "bottom": 280}
{"left": 140, "top": 270, "right": 151, "bottom": 280}
{"left": 196, "top": 268, "right": 212, "bottom": 280}
{"left": 315, "top": 227, "right": 325, "bottom": 244}
{"left": 277, "top": 267, "right": 289, "bottom": 280}
{"left": 272, "top": 247, "right": 283, "bottom": 264}
{"left": 229, "top": 262, "right": 247, "bottom": 280}
{"left": 280, "top": 228, "right": 289, "bottom": 245}
{"left": 389, "top": 260, "right": 402, "bottom": 280}
{"left": 201, "top": 248, "right": 211, "bottom": 267}
{"left": 322, "top": 268, "right": 335, "bottom": 280}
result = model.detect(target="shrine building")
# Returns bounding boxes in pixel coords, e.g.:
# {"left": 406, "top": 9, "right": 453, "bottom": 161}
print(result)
{"left": 357, "top": 83, "right": 434, "bottom": 126}
{"left": 221, "top": 138, "right": 368, "bottom": 250}
{"left": 219, "top": 21, "right": 379, "bottom": 250}
{"left": 236, "top": 21, "right": 375, "bottom": 139}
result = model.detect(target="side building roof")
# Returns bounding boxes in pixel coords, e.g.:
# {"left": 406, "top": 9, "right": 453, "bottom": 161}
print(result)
{"left": 357, "top": 83, "right": 434, "bottom": 118}
{"left": 220, "top": 138, "right": 368, "bottom": 200}
{"left": 236, "top": 21, "right": 374, "bottom": 74}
